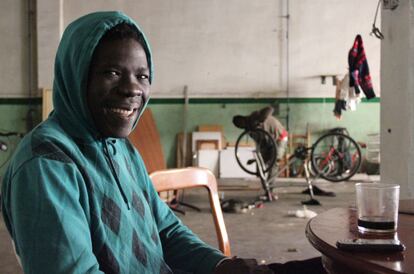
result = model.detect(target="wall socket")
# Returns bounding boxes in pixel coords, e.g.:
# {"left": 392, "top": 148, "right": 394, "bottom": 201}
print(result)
{"left": 383, "top": 0, "right": 399, "bottom": 10}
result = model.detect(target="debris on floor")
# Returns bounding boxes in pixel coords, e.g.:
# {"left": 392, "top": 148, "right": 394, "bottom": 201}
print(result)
{"left": 221, "top": 199, "right": 247, "bottom": 213}
{"left": 221, "top": 199, "right": 265, "bottom": 213}
{"left": 287, "top": 205, "right": 317, "bottom": 219}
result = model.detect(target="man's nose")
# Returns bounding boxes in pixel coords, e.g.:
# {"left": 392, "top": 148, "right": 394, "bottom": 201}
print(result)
{"left": 117, "top": 75, "right": 143, "bottom": 97}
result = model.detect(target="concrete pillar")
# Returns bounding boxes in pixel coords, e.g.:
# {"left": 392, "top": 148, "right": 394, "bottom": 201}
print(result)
{"left": 37, "top": 0, "right": 63, "bottom": 90}
{"left": 381, "top": 0, "right": 414, "bottom": 199}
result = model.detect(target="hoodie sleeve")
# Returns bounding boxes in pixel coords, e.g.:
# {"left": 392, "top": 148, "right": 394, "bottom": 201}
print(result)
{"left": 139, "top": 171, "right": 226, "bottom": 274}
{"left": 4, "top": 158, "right": 104, "bottom": 274}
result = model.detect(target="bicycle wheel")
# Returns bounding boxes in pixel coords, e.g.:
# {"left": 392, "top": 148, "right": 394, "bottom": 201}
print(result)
{"left": 310, "top": 132, "right": 361, "bottom": 182}
{"left": 234, "top": 128, "right": 277, "bottom": 175}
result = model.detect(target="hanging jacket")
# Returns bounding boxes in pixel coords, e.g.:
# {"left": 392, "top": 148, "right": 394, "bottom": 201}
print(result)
{"left": 1, "top": 11, "right": 225, "bottom": 274}
{"left": 348, "top": 34, "right": 376, "bottom": 99}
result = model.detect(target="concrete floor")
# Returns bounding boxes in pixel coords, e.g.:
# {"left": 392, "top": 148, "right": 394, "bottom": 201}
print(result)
{"left": 179, "top": 174, "right": 379, "bottom": 265}
{"left": 0, "top": 174, "right": 379, "bottom": 273}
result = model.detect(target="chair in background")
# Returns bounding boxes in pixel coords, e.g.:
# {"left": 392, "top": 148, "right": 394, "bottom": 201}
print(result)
{"left": 288, "top": 123, "right": 311, "bottom": 156}
{"left": 149, "top": 167, "right": 231, "bottom": 256}
{"left": 285, "top": 123, "right": 311, "bottom": 177}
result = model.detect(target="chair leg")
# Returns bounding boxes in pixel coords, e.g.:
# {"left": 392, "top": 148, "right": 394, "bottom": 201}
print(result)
{"left": 169, "top": 191, "right": 202, "bottom": 214}
{"left": 168, "top": 198, "right": 186, "bottom": 215}
{"left": 178, "top": 201, "right": 201, "bottom": 212}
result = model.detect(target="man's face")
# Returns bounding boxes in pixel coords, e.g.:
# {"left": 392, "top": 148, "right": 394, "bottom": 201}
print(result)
{"left": 87, "top": 38, "right": 150, "bottom": 138}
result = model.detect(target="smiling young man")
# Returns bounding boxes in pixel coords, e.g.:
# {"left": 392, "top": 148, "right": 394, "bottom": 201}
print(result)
{"left": 1, "top": 11, "right": 325, "bottom": 274}
{"left": 1, "top": 11, "right": 231, "bottom": 274}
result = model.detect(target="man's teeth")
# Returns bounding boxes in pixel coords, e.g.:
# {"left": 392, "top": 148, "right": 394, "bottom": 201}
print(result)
{"left": 107, "top": 108, "right": 134, "bottom": 116}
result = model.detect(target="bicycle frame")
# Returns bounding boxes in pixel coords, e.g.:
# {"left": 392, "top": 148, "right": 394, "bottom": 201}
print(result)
{"left": 234, "top": 127, "right": 361, "bottom": 202}
{"left": 310, "top": 132, "right": 362, "bottom": 182}
{"left": 315, "top": 147, "right": 337, "bottom": 176}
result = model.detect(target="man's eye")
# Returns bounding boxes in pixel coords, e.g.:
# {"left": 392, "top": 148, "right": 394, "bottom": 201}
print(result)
{"left": 104, "top": 71, "right": 119, "bottom": 77}
{"left": 137, "top": 74, "right": 149, "bottom": 80}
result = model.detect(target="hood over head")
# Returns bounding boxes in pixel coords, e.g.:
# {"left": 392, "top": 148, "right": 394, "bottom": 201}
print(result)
{"left": 52, "top": 11, "right": 153, "bottom": 140}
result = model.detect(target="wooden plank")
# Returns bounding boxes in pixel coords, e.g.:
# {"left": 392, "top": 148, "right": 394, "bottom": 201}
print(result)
{"left": 42, "top": 88, "right": 53, "bottom": 120}
{"left": 129, "top": 108, "right": 166, "bottom": 173}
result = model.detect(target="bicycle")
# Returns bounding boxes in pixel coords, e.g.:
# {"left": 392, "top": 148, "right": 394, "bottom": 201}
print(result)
{"left": 233, "top": 115, "right": 362, "bottom": 204}
{"left": 310, "top": 127, "right": 362, "bottom": 182}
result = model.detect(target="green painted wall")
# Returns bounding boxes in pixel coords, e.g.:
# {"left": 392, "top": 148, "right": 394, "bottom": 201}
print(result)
{"left": 0, "top": 98, "right": 379, "bottom": 178}
{"left": 0, "top": 103, "right": 41, "bottom": 177}
{"left": 149, "top": 98, "right": 380, "bottom": 168}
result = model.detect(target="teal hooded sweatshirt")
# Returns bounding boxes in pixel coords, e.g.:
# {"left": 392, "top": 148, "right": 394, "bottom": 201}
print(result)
{"left": 1, "top": 11, "right": 225, "bottom": 274}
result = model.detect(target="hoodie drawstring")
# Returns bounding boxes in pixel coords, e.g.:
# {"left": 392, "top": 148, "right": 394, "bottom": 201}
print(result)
{"left": 103, "top": 139, "right": 131, "bottom": 210}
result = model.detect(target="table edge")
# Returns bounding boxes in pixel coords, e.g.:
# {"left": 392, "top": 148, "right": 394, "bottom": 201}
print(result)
{"left": 305, "top": 211, "right": 404, "bottom": 274}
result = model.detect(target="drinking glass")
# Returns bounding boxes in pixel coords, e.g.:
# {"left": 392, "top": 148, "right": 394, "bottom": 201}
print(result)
{"left": 355, "top": 182, "right": 400, "bottom": 234}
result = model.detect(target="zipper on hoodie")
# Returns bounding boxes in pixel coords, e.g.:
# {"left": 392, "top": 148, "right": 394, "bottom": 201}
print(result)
{"left": 103, "top": 139, "right": 131, "bottom": 210}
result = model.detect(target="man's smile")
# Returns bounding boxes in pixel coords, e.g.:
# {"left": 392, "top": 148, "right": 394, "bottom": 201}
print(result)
{"left": 105, "top": 107, "right": 138, "bottom": 118}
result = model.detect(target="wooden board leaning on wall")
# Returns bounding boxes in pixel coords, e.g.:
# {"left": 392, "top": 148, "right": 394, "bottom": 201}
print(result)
{"left": 42, "top": 88, "right": 53, "bottom": 121}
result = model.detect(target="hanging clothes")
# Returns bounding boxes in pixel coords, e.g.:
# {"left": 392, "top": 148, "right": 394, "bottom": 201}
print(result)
{"left": 333, "top": 73, "right": 362, "bottom": 120}
{"left": 334, "top": 34, "right": 376, "bottom": 119}
{"left": 348, "top": 34, "right": 376, "bottom": 99}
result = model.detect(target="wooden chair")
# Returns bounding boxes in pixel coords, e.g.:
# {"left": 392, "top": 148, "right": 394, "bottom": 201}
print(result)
{"left": 288, "top": 123, "right": 311, "bottom": 155}
{"left": 149, "top": 167, "right": 231, "bottom": 257}
{"left": 283, "top": 124, "right": 311, "bottom": 177}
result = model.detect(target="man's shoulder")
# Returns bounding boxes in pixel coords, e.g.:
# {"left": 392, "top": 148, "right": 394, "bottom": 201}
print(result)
{"left": 30, "top": 119, "right": 77, "bottom": 152}
{"left": 7, "top": 119, "right": 78, "bottom": 174}
{"left": 32, "top": 118, "right": 69, "bottom": 140}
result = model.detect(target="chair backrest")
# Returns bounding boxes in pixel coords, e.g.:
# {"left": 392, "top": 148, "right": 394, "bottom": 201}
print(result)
{"left": 289, "top": 123, "right": 311, "bottom": 154}
{"left": 149, "top": 167, "right": 231, "bottom": 256}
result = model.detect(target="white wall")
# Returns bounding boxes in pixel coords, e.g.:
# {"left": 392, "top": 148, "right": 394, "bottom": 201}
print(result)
{"left": 289, "top": 0, "right": 381, "bottom": 97}
{"left": 37, "top": 0, "right": 63, "bottom": 95}
{"left": 3, "top": 0, "right": 381, "bottom": 98}
{"left": 0, "top": 0, "right": 30, "bottom": 97}
{"left": 36, "top": 0, "right": 381, "bottom": 98}
{"left": 381, "top": 0, "right": 414, "bottom": 199}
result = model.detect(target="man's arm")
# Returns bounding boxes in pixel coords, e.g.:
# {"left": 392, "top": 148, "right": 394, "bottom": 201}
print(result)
{"left": 3, "top": 158, "right": 103, "bottom": 274}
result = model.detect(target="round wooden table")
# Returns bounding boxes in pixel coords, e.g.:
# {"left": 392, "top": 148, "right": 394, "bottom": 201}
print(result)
{"left": 306, "top": 207, "right": 414, "bottom": 274}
